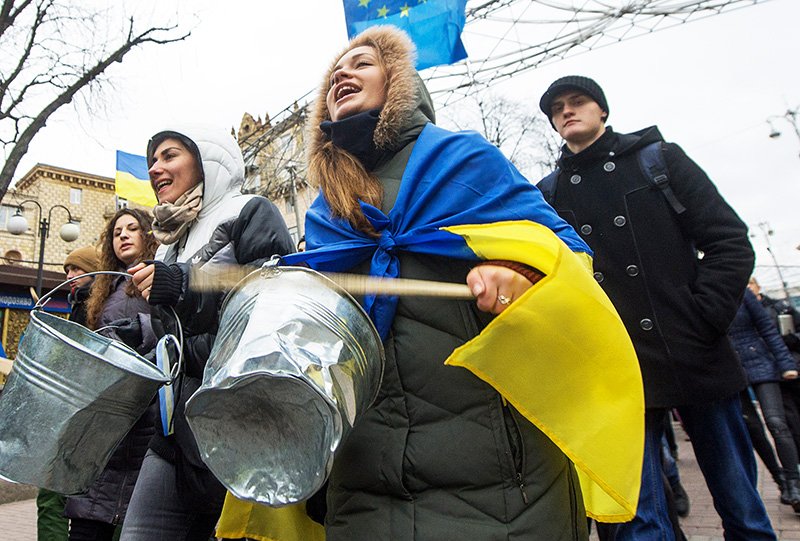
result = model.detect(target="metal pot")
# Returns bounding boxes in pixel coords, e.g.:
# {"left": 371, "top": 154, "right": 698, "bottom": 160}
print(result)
{"left": 185, "top": 264, "right": 384, "bottom": 506}
{"left": 0, "top": 306, "right": 169, "bottom": 493}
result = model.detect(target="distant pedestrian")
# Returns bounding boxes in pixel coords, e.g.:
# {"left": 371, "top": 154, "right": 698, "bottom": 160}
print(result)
{"left": 537, "top": 75, "right": 775, "bottom": 540}
{"left": 729, "top": 288, "right": 800, "bottom": 511}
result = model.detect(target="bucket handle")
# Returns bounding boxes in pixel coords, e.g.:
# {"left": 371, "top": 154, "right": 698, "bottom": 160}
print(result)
{"left": 34, "top": 270, "right": 184, "bottom": 384}
{"left": 34, "top": 270, "right": 132, "bottom": 310}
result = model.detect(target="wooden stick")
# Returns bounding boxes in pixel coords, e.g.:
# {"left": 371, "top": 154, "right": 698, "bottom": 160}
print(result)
{"left": 189, "top": 265, "right": 474, "bottom": 300}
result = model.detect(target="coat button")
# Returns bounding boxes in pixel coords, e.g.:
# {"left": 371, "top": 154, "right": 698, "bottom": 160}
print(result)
{"left": 570, "top": 174, "right": 581, "bottom": 184}
{"left": 626, "top": 265, "right": 639, "bottom": 277}
{"left": 593, "top": 272, "right": 604, "bottom": 283}
{"left": 613, "top": 215, "right": 627, "bottom": 227}
{"left": 640, "top": 318, "right": 654, "bottom": 331}
{"left": 580, "top": 224, "right": 592, "bottom": 235}
{"left": 603, "top": 162, "right": 616, "bottom": 172}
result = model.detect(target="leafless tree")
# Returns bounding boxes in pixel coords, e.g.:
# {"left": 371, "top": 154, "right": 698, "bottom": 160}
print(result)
{"left": 441, "top": 92, "right": 562, "bottom": 181}
{"left": 0, "top": 0, "right": 190, "bottom": 197}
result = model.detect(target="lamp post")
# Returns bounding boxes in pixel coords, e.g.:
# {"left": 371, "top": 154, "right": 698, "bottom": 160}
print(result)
{"left": 751, "top": 221, "right": 792, "bottom": 300}
{"left": 767, "top": 107, "right": 800, "bottom": 159}
{"left": 7, "top": 200, "right": 80, "bottom": 298}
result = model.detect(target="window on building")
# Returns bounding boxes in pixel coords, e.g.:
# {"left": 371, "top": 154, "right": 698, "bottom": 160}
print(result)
{"left": 70, "top": 188, "right": 82, "bottom": 205}
{"left": 117, "top": 198, "right": 129, "bottom": 209}
{"left": 0, "top": 204, "right": 18, "bottom": 231}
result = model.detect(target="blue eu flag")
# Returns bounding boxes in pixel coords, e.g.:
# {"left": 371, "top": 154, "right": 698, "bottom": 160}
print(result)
{"left": 343, "top": 0, "right": 468, "bottom": 70}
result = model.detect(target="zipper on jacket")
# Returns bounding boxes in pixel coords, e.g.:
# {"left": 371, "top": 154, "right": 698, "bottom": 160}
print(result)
{"left": 502, "top": 398, "right": 529, "bottom": 505}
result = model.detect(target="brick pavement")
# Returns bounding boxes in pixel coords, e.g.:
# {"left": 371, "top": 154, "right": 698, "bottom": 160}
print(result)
{"left": 1, "top": 422, "right": 799, "bottom": 540}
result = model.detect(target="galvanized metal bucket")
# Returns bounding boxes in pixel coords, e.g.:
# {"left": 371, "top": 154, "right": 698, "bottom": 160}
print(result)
{"left": 0, "top": 273, "right": 171, "bottom": 494}
{"left": 185, "top": 264, "right": 385, "bottom": 506}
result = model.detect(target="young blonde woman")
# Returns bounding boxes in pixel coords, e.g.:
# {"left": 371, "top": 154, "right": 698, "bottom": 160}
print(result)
{"left": 275, "top": 25, "right": 646, "bottom": 541}
{"left": 64, "top": 209, "right": 158, "bottom": 540}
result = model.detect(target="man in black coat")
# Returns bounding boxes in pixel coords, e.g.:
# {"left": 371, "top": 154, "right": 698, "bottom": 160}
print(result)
{"left": 537, "top": 76, "right": 775, "bottom": 541}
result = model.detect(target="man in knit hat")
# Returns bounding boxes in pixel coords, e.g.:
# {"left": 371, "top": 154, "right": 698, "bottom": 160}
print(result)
{"left": 537, "top": 76, "right": 776, "bottom": 540}
{"left": 36, "top": 245, "right": 99, "bottom": 541}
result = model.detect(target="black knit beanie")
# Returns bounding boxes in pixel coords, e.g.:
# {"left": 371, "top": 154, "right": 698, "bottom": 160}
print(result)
{"left": 539, "top": 75, "right": 609, "bottom": 126}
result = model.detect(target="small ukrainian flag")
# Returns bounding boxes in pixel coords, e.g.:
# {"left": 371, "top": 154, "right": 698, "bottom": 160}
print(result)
{"left": 116, "top": 150, "right": 157, "bottom": 207}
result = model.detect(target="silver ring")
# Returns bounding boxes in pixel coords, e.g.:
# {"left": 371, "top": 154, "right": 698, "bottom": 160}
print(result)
{"left": 497, "top": 294, "right": 511, "bottom": 305}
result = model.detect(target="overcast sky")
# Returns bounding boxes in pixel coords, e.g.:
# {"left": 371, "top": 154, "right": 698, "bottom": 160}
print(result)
{"left": 12, "top": 0, "right": 800, "bottom": 293}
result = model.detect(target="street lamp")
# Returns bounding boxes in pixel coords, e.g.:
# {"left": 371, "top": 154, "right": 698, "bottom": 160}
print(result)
{"left": 767, "top": 107, "right": 800, "bottom": 158}
{"left": 7, "top": 200, "right": 80, "bottom": 297}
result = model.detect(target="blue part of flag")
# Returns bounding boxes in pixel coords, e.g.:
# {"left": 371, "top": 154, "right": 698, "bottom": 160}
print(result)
{"left": 343, "top": 0, "right": 468, "bottom": 70}
{"left": 116, "top": 150, "right": 149, "bottom": 180}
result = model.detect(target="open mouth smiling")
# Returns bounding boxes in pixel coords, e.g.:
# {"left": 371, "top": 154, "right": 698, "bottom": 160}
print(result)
{"left": 336, "top": 84, "right": 360, "bottom": 101}
{"left": 154, "top": 179, "right": 172, "bottom": 192}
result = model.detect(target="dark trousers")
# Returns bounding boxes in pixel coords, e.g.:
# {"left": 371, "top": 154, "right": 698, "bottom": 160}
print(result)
{"left": 608, "top": 396, "right": 775, "bottom": 541}
{"left": 752, "top": 381, "right": 800, "bottom": 479}
{"left": 740, "top": 391, "right": 782, "bottom": 481}
{"left": 68, "top": 518, "right": 117, "bottom": 541}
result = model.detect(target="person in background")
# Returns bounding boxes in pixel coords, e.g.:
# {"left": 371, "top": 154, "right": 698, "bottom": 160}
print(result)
{"left": 63, "top": 245, "right": 99, "bottom": 325}
{"left": 537, "top": 75, "right": 773, "bottom": 540}
{"left": 728, "top": 287, "right": 800, "bottom": 511}
{"left": 36, "top": 245, "right": 99, "bottom": 541}
{"left": 749, "top": 277, "right": 800, "bottom": 450}
{"left": 64, "top": 209, "right": 158, "bottom": 540}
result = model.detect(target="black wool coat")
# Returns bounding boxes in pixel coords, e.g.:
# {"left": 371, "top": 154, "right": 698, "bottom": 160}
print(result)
{"left": 538, "top": 126, "right": 752, "bottom": 408}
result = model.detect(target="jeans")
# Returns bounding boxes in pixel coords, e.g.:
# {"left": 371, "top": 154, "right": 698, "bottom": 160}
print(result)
{"left": 119, "top": 450, "right": 219, "bottom": 541}
{"left": 614, "top": 396, "right": 776, "bottom": 541}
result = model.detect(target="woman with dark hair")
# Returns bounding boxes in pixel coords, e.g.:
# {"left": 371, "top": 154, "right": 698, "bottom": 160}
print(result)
{"left": 122, "top": 125, "right": 295, "bottom": 541}
{"left": 64, "top": 208, "right": 158, "bottom": 540}
{"left": 278, "top": 25, "right": 642, "bottom": 541}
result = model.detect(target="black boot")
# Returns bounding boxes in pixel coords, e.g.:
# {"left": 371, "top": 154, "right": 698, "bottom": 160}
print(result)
{"left": 775, "top": 471, "right": 787, "bottom": 500}
{"left": 781, "top": 476, "right": 800, "bottom": 513}
{"left": 670, "top": 480, "right": 690, "bottom": 518}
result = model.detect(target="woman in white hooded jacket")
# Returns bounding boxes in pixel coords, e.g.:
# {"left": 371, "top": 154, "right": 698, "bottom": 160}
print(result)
{"left": 121, "top": 126, "right": 295, "bottom": 541}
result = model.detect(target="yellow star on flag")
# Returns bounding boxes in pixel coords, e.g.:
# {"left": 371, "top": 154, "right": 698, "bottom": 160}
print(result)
{"left": 400, "top": 3, "right": 410, "bottom": 16}
{"left": 377, "top": 5, "right": 389, "bottom": 17}
{"left": 358, "top": 0, "right": 370, "bottom": 7}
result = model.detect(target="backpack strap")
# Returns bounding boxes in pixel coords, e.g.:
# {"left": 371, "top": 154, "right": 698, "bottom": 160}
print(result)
{"left": 537, "top": 167, "right": 560, "bottom": 204}
{"left": 637, "top": 141, "right": 686, "bottom": 215}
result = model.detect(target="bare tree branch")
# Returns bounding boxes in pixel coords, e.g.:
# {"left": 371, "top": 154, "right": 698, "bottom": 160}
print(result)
{"left": 0, "top": 1, "right": 190, "bottom": 197}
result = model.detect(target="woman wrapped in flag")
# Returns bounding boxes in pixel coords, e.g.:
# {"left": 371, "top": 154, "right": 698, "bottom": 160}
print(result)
{"left": 250, "top": 25, "right": 645, "bottom": 541}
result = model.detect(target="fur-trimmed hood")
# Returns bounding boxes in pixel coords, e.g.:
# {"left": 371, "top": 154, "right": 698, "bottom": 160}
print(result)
{"left": 306, "top": 25, "right": 435, "bottom": 164}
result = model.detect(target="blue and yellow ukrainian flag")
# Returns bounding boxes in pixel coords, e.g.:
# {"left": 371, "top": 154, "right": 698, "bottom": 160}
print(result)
{"left": 281, "top": 124, "right": 644, "bottom": 522}
{"left": 115, "top": 150, "right": 157, "bottom": 207}
{"left": 342, "top": 0, "right": 468, "bottom": 69}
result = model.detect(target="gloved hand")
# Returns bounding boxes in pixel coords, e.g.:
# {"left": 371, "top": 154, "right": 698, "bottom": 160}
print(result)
{"left": 106, "top": 317, "right": 143, "bottom": 351}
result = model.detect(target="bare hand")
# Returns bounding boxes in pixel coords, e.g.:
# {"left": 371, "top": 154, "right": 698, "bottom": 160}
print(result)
{"left": 466, "top": 264, "right": 534, "bottom": 315}
{"left": 129, "top": 262, "right": 155, "bottom": 301}
{"left": 783, "top": 370, "right": 798, "bottom": 381}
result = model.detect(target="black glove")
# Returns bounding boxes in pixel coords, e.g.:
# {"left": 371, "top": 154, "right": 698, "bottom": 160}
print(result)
{"left": 105, "top": 317, "right": 143, "bottom": 352}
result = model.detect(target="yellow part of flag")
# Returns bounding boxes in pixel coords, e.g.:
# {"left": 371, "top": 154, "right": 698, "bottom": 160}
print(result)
{"left": 443, "top": 220, "right": 644, "bottom": 522}
{"left": 115, "top": 170, "right": 157, "bottom": 207}
{"left": 215, "top": 493, "right": 325, "bottom": 541}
